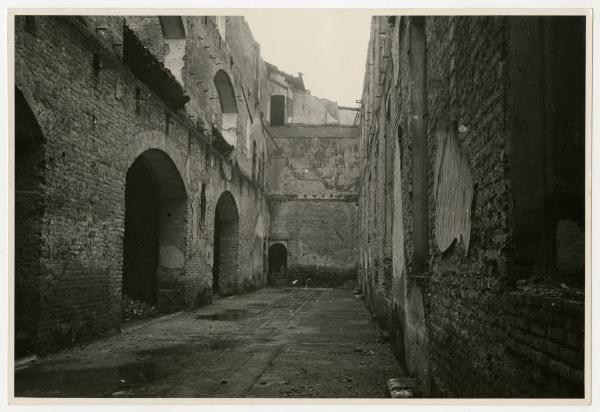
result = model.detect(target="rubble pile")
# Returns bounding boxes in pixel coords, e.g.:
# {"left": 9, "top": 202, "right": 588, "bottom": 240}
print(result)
{"left": 121, "top": 295, "right": 157, "bottom": 322}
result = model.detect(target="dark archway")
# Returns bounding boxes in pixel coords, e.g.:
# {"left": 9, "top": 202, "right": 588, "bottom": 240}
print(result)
{"left": 213, "top": 191, "right": 239, "bottom": 296}
{"left": 123, "top": 149, "right": 187, "bottom": 311}
{"left": 15, "top": 87, "right": 45, "bottom": 357}
{"left": 268, "top": 243, "right": 287, "bottom": 284}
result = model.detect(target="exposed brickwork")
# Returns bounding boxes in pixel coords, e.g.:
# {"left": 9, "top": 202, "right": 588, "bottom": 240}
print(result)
{"left": 269, "top": 199, "right": 357, "bottom": 287}
{"left": 358, "top": 16, "right": 585, "bottom": 397}
{"left": 14, "top": 15, "right": 272, "bottom": 354}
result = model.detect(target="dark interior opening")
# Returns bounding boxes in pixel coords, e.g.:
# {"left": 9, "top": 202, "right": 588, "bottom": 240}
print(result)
{"left": 509, "top": 16, "right": 586, "bottom": 286}
{"left": 122, "top": 149, "right": 188, "bottom": 311}
{"left": 213, "top": 191, "right": 239, "bottom": 296}
{"left": 270, "top": 95, "right": 285, "bottom": 126}
{"left": 268, "top": 243, "right": 288, "bottom": 283}
{"left": 15, "top": 88, "right": 45, "bottom": 357}
{"left": 123, "top": 158, "right": 160, "bottom": 305}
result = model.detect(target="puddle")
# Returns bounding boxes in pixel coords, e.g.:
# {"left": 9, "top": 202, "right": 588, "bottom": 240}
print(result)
{"left": 14, "top": 360, "right": 160, "bottom": 398}
{"left": 196, "top": 309, "right": 250, "bottom": 321}
{"left": 209, "top": 339, "right": 240, "bottom": 351}
{"left": 14, "top": 343, "right": 201, "bottom": 397}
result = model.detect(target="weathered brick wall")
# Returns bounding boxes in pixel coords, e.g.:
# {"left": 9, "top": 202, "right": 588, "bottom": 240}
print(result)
{"left": 266, "top": 125, "right": 359, "bottom": 286}
{"left": 14, "top": 15, "right": 271, "bottom": 354}
{"left": 358, "top": 15, "right": 585, "bottom": 397}
{"left": 269, "top": 199, "right": 357, "bottom": 287}
{"left": 268, "top": 127, "right": 360, "bottom": 196}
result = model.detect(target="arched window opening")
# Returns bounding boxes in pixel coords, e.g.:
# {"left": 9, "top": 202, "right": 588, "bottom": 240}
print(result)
{"left": 216, "top": 16, "right": 227, "bottom": 40}
{"left": 213, "top": 70, "right": 238, "bottom": 147}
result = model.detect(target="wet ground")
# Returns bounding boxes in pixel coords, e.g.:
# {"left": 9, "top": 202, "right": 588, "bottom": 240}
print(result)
{"left": 14, "top": 287, "right": 405, "bottom": 398}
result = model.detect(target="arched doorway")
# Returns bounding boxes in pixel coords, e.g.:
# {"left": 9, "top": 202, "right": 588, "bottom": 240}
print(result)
{"left": 122, "top": 149, "right": 187, "bottom": 311}
{"left": 268, "top": 243, "right": 287, "bottom": 284}
{"left": 213, "top": 191, "right": 239, "bottom": 296}
{"left": 15, "top": 87, "right": 45, "bottom": 356}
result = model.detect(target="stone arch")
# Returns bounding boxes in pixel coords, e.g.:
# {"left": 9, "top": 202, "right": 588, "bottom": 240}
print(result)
{"left": 213, "top": 190, "right": 239, "bottom": 296}
{"left": 213, "top": 69, "right": 238, "bottom": 147}
{"left": 268, "top": 243, "right": 288, "bottom": 284}
{"left": 122, "top": 148, "right": 188, "bottom": 313}
{"left": 14, "top": 87, "right": 45, "bottom": 356}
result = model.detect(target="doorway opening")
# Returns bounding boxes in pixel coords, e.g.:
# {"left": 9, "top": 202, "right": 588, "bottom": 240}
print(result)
{"left": 268, "top": 243, "right": 288, "bottom": 284}
{"left": 123, "top": 149, "right": 187, "bottom": 311}
{"left": 15, "top": 88, "right": 45, "bottom": 357}
{"left": 213, "top": 191, "right": 239, "bottom": 296}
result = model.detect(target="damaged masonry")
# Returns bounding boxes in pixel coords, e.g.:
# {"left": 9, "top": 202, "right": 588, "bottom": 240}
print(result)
{"left": 13, "top": 15, "right": 586, "bottom": 399}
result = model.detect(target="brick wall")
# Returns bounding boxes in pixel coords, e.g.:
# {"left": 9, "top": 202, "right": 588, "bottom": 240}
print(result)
{"left": 269, "top": 199, "right": 357, "bottom": 287}
{"left": 267, "top": 125, "right": 359, "bottom": 286}
{"left": 14, "top": 15, "right": 271, "bottom": 354}
{"left": 358, "top": 15, "right": 586, "bottom": 397}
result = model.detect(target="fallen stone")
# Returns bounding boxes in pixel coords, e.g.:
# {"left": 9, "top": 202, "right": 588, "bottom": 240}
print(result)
{"left": 386, "top": 377, "right": 422, "bottom": 398}
{"left": 15, "top": 354, "right": 37, "bottom": 369}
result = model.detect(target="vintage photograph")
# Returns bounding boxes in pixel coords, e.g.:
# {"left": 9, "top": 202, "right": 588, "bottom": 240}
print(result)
{"left": 10, "top": 10, "right": 588, "bottom": 401}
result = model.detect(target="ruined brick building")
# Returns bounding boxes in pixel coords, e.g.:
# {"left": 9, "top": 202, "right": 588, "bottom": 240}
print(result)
{"left": 358, "top": 16, "right": 586, "bottom": 397}
{"left": 14, "top": 15, "right": 359, "bottom": 357}
{"left": 13, "top": 14, "right": 587, "bottom": 399}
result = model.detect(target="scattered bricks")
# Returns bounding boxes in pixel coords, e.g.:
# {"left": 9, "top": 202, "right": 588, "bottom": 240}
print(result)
{"left": 387, "top": 377, "right": 422, "bottom": 398}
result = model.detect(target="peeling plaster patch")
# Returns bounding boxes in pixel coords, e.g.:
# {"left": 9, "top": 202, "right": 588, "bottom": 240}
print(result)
{"left": 159, "top": 245, "right": 185, "bottom": 268}
{"left": 434, "top": 126, "right": 474, "bottom": 253}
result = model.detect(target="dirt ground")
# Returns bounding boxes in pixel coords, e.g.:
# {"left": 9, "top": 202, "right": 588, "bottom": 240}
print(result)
{"left": 14, "top": 287, "right": 406, "bottom": 398}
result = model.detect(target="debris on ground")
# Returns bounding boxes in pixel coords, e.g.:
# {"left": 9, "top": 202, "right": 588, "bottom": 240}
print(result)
{"left": 15, "top": 354, "right": 37, "bottom": 370}
{"left": 121, "top": 295, "right": 157, "bottom": 321}
{"left": 386, "top": 377, "right": 422, "bottom": 398}
{"left": 341, "top": 279, "right": 358, "bottom": 290}
{"left": 377, "top": 329, "right": 390, "bottom": 343}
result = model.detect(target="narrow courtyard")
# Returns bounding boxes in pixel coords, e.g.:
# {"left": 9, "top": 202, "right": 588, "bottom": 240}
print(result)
{"left": 15, "top": 287, "right": 403, "bottom": 398}
{"left": 11, "top": 13, "right": 587, "bottom": 400}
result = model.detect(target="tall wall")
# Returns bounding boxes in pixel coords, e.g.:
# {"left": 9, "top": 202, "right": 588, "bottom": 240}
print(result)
{"left": 267, "top": 125, "right": 359, "bottom": 286}
{"left": 358, "top": 16, "right": 586, "bottom": 397}
{"left": 14, "top": 15, "right": 272, "bottom": 355}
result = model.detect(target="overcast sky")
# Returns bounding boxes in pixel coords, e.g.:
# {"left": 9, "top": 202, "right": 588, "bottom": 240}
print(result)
{"left": 244, "top": 11, "right": 372, "bottom": 108}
